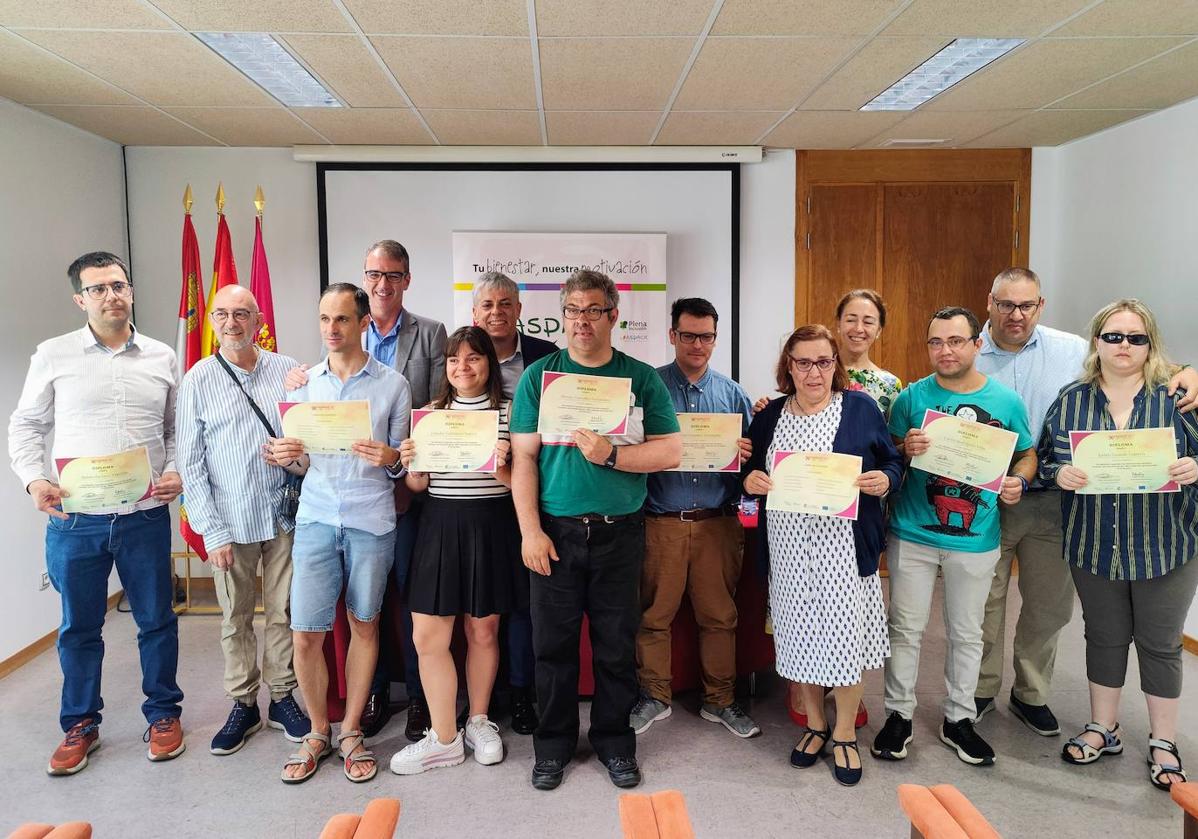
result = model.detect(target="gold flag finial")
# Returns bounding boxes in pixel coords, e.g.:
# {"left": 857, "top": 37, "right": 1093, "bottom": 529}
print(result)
{"left": 254, "top": 185, "right": 265, "bottom": 216}
{"left": 183, "top": 184, "right": 193, "bottom": 214}
{"left": 216, "top": 182, "right": 226, "bottom": 214}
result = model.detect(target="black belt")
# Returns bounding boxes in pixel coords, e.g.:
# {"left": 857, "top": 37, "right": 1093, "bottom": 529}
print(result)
{"left": 555, "top": 511, "right": 641, "bottom": 525}
{"left": 645, "top": 504, "right": 739, "bottom": 523}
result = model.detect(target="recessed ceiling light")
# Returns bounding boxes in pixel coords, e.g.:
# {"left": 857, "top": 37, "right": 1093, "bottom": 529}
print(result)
{"left": 196, "top": 32, "right": 341, "bottom": 108}
{"left": 861, "top": 38, "right": 1024, "bottom": 111}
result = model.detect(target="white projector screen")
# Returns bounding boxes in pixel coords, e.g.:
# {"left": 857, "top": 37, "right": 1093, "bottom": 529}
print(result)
{"left": 318, "top": 164, "right": 740, "bottom": 377}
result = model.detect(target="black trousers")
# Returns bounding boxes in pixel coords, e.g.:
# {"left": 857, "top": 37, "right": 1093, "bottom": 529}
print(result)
{"left": 531, "top": 512, "right": 644, "bottom": 763}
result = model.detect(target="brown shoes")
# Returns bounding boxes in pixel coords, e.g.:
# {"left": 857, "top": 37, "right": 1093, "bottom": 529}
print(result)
{"left": 144, "top": 717, "right": 186, "bottom": 761}
{"left": 48, "top": 720, "right": 101, "bottom": 776}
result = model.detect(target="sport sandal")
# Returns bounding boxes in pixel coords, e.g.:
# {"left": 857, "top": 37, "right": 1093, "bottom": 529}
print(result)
{"left": 1061, "top": 722, "right": 1122, "bottom": 765}
{"left": 281, "top": 730, "right": 332, "bottom": 784}
{"left": 1147, "top": 736, "right": 1187, "bottom": 790}
{"left": 337, "top": 729, "right": 378, "bottom": 783}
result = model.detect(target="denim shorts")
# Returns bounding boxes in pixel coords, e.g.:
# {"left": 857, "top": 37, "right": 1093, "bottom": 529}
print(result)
{"left": 289, "top": 522, "right": 396, "bottom": 631}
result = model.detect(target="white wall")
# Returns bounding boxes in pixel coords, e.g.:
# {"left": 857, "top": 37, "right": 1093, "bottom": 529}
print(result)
{"left": 1029, "top": 96, "right": 1198, "bottom": 637}
{"left": 0, "top": 100, "right": 128, "bottom": 661}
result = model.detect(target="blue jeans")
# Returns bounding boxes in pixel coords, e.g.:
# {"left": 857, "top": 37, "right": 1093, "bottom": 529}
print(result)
{"left": 45, "top": 506, "right": 182, "bottom": 731}
{"left": 290, "top": 522, "right": 396, "bottom": 630}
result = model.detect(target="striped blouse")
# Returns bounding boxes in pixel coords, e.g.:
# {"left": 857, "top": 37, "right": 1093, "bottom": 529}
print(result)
{"left": 427, "top": 394, "right": 511, "bottom": 500}
{"left": 1039, "top": 381, "right": 1198, "bottom": 581}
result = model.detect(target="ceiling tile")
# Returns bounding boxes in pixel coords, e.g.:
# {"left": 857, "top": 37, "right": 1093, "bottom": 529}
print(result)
{"left": 922, "top": 37, "right": 1185, "bottom": 110}
{"left": 372, "top": 36, "right": 535, "bottom": 109}
{"left": 343, "top": 0, "right": 527, "bottom": 36}
{"left": 801, "top": 36, "right": 948, "bottom": 110}
{"left": 656, "top": 111, "right": 785, "bottom": 144}
{"left": 1052, "top": 41, "right": 1198, "bottom": 109}
{"left": 1054, "top": 0, "right": 1198, "bottom": 36}
{"left": 290, "top": 107, "right": 432, "bottom": 144}
{"left": 31, "top": 105, "right": 220, "bottom": 145}
{"left": 149, "top": 0, "right": 350, "bottom": 32}
{"left": 16, "top": 30, "right": 278, "bottom": 106}
{"left": 544, "top": 111, "right": 659, "bottom": 144}
{"left": 0, "top": 0, "right": 168, "bottom": 29}
{"left": 540, "top": 38, "right": 692, "bottom": 110}
{"left": 163, "top": 107, "right": 326, "bottom": 146}
{"left": 0, "top": 30, "right": 140, "bottom": 105}
{"left": 422, "top": 109, "right": 541, "bottom": 144}
{"left": 883, "top": 0, "right": 1091, "bottom": 37}
{"left": 863, "top": 109, "right": 1029, "bottom": 146}
{"left": 536, "top": 0, "right": 711, "bottom": 36}
{"left": 674, "top": 37, "right": 858, "bottom": 110}
{"left": 964, "top": 109, "right": 1150, "bottom": 146}
{"left": 280, "top": 34, "right": 408, "bottom": 107}
{"left": 762, "top": 110, "right": 906, "bottom": 148}
{"left": 713, "top": 0, "right": 904, "bottom": 35}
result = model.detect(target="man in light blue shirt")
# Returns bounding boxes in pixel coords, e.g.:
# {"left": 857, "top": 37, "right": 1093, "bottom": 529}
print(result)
{"left": 271, "top": 283, "right": 410, "bottom": 784}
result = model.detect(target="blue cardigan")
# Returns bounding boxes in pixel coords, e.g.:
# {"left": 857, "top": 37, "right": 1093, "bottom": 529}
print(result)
{"left": 743, "top": 390, "right": 904, "bottom": 577}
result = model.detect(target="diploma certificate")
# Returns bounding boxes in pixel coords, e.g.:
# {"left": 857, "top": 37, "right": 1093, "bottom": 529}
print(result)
{"left": 1069, "top": 428, "right": 1180, "bottom": 494}
{"left": 537, "top": 372, "right": 632, "bottom": 436}
{"left": 667, "top": 413, "right": 743, "bottom": 473}
{"left": 910, "top": 409, "right": 1019, "bottom": 492}
{"left": 410, "top": 409, "right": 500, "bottom": 473}
{"left": 56, "top": 447, "right": 153, "bottom": 513}
{"left": 278, "top": 400, "right": 372, "bottom": 455}
{"left": 767, "top": 451, "right": 862, "bottom": 519}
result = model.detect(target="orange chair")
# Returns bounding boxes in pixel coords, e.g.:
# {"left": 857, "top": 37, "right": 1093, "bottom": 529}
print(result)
{"left": 318, "top": 799, "right": 401, "bottom": 839}
{"left": 618, "top": 790, "right": 695, "bottom": 839}
{"left": 1171, "top": 781, "right": 1198, "bottom": 839}
{"left": 7, "top": 825, "right": 91, "bottom": 839}
{"left": 897, "top": 784, "right": 1001, "bottom": 839}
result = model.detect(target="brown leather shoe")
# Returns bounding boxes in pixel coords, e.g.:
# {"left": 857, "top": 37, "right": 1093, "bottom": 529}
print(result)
{"left": 145, "top": 717, "right": 186, "bottom": 762}
{"left": 48, "top": 720, "right": 100, "bottom": 776}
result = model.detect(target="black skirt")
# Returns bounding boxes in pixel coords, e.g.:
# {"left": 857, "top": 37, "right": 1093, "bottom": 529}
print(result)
{"left": 408, "top": 494, "right": 525, "bottom": 618}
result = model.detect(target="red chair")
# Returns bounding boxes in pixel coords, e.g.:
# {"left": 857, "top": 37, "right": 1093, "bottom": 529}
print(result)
{"left": 897, "top": 784, "right": 1001, "bottom": 838}
{"left": 1170, "top": 781, "right": 1198, "bottom": 839}
{"left": 318, "top": 798, "right": 401, "bottom": 839}
{"left": 7, "top": 825, "right": 91, "bottom": 839}
{"left": 619, "top": 790, "right": 695, "bottom": 839}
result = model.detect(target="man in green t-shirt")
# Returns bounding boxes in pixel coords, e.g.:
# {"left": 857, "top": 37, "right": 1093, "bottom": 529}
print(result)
{"left": 510, "top": 270, "right": 681, "bottom": 792}
{"left": 871, "top": 306, "right": 1037, "bottom": 771}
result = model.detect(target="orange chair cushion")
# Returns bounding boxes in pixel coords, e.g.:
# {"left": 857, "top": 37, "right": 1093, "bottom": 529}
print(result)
{"left": 1172, "top": 781, "right": 1198, "bottom": 816}
{"left": 929, "top": 785, "right": 999, "bottom": 838}
{"left": 897, "top": 784, "right": 969, "bottom": 839}
{"left": 43, "top": 826, "right": 91, "bottom": 839}
{"left": 619, "top": 793, "right": 661, "bottom": 839}
{"left": 355, "top": 799, "right": 401, "bottom": 838}
{"left": 649, "top": 790, "right": 695, "bottom": 839}
{"left": 318, "top": 814, "right": 361, "bottom": 839}
{"left": 7, "top": 826, "right": 55, "bottom": 839}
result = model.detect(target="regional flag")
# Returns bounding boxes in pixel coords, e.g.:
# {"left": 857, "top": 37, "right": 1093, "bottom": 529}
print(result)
{"left": 200, "top": 184, "right": 239, "bottom": 358}
{"left": 175, "top": 185, "right": 208, "bottom": 560}
{"left": 249, "top": 195, "right": 278, "bottom": 351}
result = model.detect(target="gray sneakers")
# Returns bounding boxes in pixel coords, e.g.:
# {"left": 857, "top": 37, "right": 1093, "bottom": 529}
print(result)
{"left": 700, "top": 702, "right": 762, "bottom": 739}
{"left": 629, "top": 696, "right": 671, "bottom": 734}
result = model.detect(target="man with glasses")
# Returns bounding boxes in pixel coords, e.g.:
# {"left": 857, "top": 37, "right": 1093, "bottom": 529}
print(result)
{"left": 177, "top": 284, "right": 311, "bottom": 757}
{"left": 630, "top": 298, "right": 759, "bottom": 740}
{"left": 510, "top": 270, "right": 681, "bottom": 791}
{"left": 872, "top": 306, "right": 1036, "bottom": 769}
{"left": 973, "top": 267, "right": 1198, "bottom": 738}
{"left": 9, "top": 251, "right": 185, "bottom": 774}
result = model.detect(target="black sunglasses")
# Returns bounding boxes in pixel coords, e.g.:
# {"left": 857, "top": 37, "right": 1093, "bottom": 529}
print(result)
{"left": 1098, "top": 332, "right": 1150, "bottom": 346}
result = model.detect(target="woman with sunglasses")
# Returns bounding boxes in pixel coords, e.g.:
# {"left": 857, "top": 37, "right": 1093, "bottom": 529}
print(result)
{"left": 1039, "top": 299, "right": 1198, "bottom": 790}
{"left": 743, "top": 325, "right": 903, "bottom": 786}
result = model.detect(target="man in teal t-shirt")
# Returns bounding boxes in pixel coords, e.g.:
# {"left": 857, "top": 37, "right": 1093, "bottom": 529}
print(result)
{"left": 872, "top": 307, "right": 1036, "bottom": 771}
{"left": 510, "top": 270, "right": 680, "bottom": 793}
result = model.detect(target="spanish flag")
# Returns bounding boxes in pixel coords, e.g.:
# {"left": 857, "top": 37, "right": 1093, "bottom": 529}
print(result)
{"left": 200, "top": 182, "right": 239, "bottom": 358}
{"left": 249, "top": 186, "right": 278, "bottom": 351}
{"left": 175, "top": 184, "right": 208, "bottom": 560}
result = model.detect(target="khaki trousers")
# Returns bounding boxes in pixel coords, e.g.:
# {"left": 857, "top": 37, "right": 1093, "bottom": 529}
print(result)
{"left": 213, "top": 528, "right": 297, "bottom": 703}
{"left": 976, "top": 491, "right": 1075, "bottom": 705}
{"left": 636, "top": 515, "right": 743, "bottom": 707}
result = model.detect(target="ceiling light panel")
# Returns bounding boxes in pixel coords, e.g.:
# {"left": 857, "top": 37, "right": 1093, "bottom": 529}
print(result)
{"left": 861, "top": 38, "right": 1024, "bottom": 111}
{"left": 196, "top": 32, "right": 341, "bottom": 108}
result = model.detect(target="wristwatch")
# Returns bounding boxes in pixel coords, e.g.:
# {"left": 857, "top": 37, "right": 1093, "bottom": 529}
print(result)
{"left": 385, "top": 450, "right": 406, "bottom": 479}
{"left": 1016, "top": 475, "right": 1029, "bottom": 494}
{"left": 602, "top": 445, "right": 618, "bottom": 470}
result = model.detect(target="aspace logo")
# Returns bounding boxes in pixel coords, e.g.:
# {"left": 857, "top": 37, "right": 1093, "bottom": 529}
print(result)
{"left": 619, "top": 319, "right": 649, "bottom": 341}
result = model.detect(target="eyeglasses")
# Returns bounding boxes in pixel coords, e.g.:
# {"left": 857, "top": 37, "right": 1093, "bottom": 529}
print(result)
{"left": 363, "top": 269, "right": 409, "bottom": 284}
{"left": 993, "top": 298, "right": 1042, "bottom": 315}
{"left": 927, "top": 336, "right": 976, "bottom": 350}
{"left": 674, "top": 330, "right": 717, "bottom": 346}
{"left": 563, "top": 305, "right": 614, "bottom": 321}
{"left": 79, "top": 281, "right": 133, "bottom": 300}
{"left": 210, "top": 309, "right": 254, "bottom": 323}
{"left": 1099, "top": 332, "right": 1150, "bottom": 346}
{"left": 789, "top": 356, "right": 836, "bottom": 372}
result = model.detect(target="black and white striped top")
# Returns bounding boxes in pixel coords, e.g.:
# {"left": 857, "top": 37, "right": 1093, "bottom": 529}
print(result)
{"left": 428, "top": 394, "right": 511, "bottom": 499}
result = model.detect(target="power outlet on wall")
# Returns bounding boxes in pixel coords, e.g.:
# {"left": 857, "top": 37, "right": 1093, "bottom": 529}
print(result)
{"left": 40, "top": 571, "right": 50, "bottom": 591}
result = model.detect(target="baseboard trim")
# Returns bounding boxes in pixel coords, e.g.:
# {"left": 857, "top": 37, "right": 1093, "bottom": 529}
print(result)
{"left": 1185, "top": 634, "right": 1198, "bottom": 657}
{"left": 0, "top": 591, "right": 123, "bottom": 680}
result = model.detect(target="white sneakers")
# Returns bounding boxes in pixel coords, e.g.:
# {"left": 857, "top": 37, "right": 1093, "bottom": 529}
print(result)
{"left": 389, "top": 715, "right": 505, "bottom": 775}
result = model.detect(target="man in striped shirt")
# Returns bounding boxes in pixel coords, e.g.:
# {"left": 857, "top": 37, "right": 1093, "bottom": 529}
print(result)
{"left": 177, "top": 285, "right": 311, "bottom": 756}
